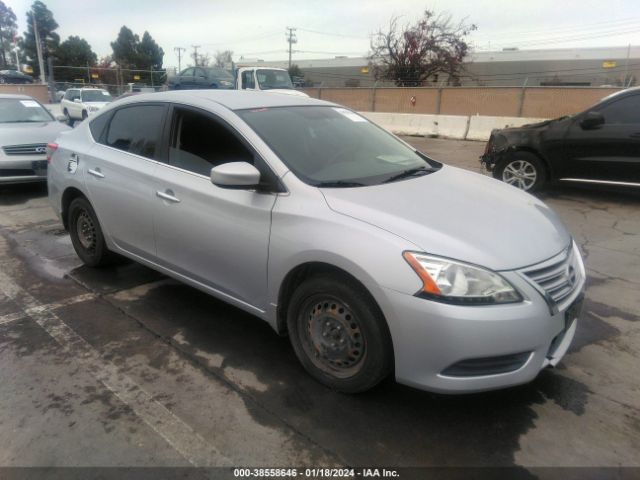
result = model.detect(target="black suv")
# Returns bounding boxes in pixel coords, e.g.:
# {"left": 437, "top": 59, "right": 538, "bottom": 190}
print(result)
{"left": 481, "top": 87, "right": 640, "bottom": 191}
{"left": 168, "top": 67, "right": 234, "bottom": 90}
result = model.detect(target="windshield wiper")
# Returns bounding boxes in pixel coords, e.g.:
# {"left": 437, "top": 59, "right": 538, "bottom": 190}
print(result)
{"left": 382, "top": 167, "right": 431, "bottom": 184}
{"left": 315, "top": 180, "right": 366, "bottom": 188}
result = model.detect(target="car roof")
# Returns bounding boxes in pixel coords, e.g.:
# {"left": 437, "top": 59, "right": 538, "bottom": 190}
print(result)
{"left": 597, "top": 86, "right": 640, "bottom": 104}
{"left": 112, "top": 89, "right": 334, "bottom": 111}
{"left": 0, "top": 93, "right": 34, "bottom": 100}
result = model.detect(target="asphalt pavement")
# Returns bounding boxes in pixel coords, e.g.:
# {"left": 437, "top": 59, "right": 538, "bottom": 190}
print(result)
{"left": 0, "top": 137, "right": 638, "bottom": 470}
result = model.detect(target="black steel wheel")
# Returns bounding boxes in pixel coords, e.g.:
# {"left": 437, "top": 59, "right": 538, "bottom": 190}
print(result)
{"left": 68, "top": 197, "right": 114, "bottom": 267}
{"left": 287, "top": 274, "right": 393, "bottom": 393}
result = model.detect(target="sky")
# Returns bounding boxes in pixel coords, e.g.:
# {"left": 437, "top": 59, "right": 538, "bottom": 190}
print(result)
{"left": 6, "top": 0, "right": 640, "bottom": 69}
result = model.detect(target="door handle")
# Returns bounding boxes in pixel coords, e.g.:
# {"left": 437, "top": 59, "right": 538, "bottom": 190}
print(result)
{"left": 88, "top": 168, "right": 104, "bottom": 178}
{"left": 156, "top": 190, "right": 181, "bottom": 203}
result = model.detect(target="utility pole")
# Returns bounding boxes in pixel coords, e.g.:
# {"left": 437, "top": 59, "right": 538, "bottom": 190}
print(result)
{"left": 624, "top": 43, "right": 631, "bottom": 87}
{"left": 191, "top": 45, "right": 201, "bottom": 67}
{"left": 13, "top": 33, "right": 20, "bottom": 70}
{"left": 33, "top": 16, "right": 46, "bottom": 84}
{"left": 286, "top": 27, "right": 297, "bottom": 69}
{"left": 174, "top": 47, "right": 186, "bottom": 72}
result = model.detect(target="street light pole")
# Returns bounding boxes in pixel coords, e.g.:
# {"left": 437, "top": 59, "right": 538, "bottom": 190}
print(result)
{"left": 33, "top": 16, "right": 46, "bottom": 84}
{"left": 174, "top": 47, "right": 185, "bottom": 72}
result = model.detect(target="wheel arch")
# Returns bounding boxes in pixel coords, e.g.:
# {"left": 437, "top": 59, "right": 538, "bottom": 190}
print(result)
{"left": 61, "top": 186, "right": 88, "bottom": 230}
{"left": 504, "top": 146, "right": 553, "bottom": 180}
{"left": 275, "top": 261, "right": 389, "bottom": 341}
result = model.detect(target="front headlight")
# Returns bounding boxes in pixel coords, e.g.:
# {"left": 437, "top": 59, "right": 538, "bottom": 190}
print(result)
{"left": 403, "top": 251, "right": 522, "bottom": 305}
{"left": 219, "top": 80, "right": 232, "bottom": 86}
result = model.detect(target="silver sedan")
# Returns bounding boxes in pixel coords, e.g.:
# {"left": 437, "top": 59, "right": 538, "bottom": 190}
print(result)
{"left": 47, "top": 91, "right": 585, "bottom": 393}
{"left": 0, "top": 94, "right": 70, "bottom": 184}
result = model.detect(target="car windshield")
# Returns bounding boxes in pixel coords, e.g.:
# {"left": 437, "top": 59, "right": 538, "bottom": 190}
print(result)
{"left": 238, "top": 106, "right": 436, "bottom": 186}
{"left": 82, "top": 90, "right": 112, "bottom": 102}
{"left": 0, "top": 98, "right": 54, "bottom": 123}
{"left": 256, "top": 69, "right": 293, "bottom": 90}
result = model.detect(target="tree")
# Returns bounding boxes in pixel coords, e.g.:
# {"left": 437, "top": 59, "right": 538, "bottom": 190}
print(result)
{"left": 111, "top": 26, "right": 164, "bottom": 84}
{"left": 139, "top": 31, "right": 164, "bottom": 70}
{"left": 110, "top": 26, "right": 139, "bottom": 69}
{"left": 55, "top": 36, "right": 97, "bottom": 82}
{"left": 369, "top": 9, "right": 476, "bottom": 86}
{"left": 21, "top": 0, "right": 60, "bottom": 78}
{"left": 288, "top": 64, "right": 305, "bottom": 87}
{"left": 0, "top": 1, "right": 18, "bottom": 68}
{"left": 214, "top": 50, "right": 233, "bottom": 68}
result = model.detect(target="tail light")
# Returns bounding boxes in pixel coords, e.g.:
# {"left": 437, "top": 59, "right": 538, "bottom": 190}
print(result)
{"left": 46, "top": 143, "right": 58, "bottom": 164}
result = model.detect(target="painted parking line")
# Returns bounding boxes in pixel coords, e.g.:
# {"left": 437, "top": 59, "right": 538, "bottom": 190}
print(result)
{"left": 0, "top": 292, "right": 97, "bottom": 326}
{"left": 0, "top": 269, "right": 232, "bottom": 467}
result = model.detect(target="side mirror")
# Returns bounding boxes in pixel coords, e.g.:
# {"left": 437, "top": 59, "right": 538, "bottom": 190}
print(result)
{"left": 73, "top": 98, "right": 81, "bottom": 103}
{"left": 211, "top": 162, "right": 261, "bottom": 188}
{"left": 580, "top": 111, "right": 604, "bottom": 130}
{"left": 55, "top": 114, "right": 67, "bottom": 123}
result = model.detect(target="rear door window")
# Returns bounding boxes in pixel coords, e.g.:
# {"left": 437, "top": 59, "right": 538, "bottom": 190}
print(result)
{"left": 103, "top": 105, "right": 166, "bottom": 159}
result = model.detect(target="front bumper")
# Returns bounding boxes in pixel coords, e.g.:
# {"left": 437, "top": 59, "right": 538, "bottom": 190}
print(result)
{"left": 379, "top": 252, "right": 585, "bottom": 393}
{"left": 0, "top": 156, "right": 48, "bottom": 184}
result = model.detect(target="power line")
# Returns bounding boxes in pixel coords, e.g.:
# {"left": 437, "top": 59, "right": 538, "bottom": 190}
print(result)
{"left": 297, "top": 28, "right": 369, "bottom": 40}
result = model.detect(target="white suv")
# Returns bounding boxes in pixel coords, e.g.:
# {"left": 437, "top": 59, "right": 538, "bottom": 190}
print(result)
{"left": 60, "top": 88, "right": 113, "bottom": 124}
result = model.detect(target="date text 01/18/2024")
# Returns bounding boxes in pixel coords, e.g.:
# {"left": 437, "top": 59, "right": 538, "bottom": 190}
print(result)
{"left": 233, "top": 468, "right": 400, "bottom": 478}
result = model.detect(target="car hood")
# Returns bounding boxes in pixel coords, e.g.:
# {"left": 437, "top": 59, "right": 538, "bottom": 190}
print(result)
{"left": 320, "top": 166, "right": 570, "bottom": 271}
{"left": 0, "top": 121, "right": 71, "bottom": 145}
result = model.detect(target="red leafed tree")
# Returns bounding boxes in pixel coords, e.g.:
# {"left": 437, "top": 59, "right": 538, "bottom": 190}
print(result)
{"left": 369, "top": 10, "right": 476, "bottom": 86}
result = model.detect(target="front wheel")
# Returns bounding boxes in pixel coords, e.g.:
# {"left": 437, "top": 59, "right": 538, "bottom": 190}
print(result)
{"left": 68, "top": 197, "right": 114, "bottom": 267}
{"left": 286, "top": 274, "right": 393, "bottom": 393}
{"left": 494, "top": 151, "right": 547, "bottom": 192}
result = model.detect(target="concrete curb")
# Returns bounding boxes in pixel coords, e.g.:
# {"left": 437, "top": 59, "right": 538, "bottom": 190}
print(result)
{"left": 359, "top": 111, "right": 548, "bottom": 142}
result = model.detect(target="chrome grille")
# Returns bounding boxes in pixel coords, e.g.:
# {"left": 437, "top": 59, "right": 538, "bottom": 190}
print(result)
{"left": 2, "top": 143, "right": 47, "bottom": 156}
{"left": 522, "top": 245, "right": 582, "bottom": 306}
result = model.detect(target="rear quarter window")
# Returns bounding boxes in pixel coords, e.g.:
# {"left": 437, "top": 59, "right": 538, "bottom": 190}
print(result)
{"left": 89, "top": 111, "right": 111, "bottom": 142}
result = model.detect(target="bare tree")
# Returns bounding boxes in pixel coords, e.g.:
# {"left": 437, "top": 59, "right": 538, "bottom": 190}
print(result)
{"left": 369, "top": 10, "right": 476, "bottom": 87}
{"left": 214, "top": 49, "right": 233, "bottom": 68}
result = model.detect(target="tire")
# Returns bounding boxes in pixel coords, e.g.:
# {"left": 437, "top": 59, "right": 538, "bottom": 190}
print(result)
{"left": 494, "top": 151, "right": 547, "bottom": 192}
{"left": 209, "top": 83, "right": 218, "bottom": 89}
{"left": 286, "top": 273, "right": 393, "bottom": 393}
{"left": 68, "top": 197, "right": 114, "bottom": 267}
{"left": 63, "top": 108, "right": 74, "bottom": 127}
{"left": 81, "top": 110, "right": 88, "bottom": 121}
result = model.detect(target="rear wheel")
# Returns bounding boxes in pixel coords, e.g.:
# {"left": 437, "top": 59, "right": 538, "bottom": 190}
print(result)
{"left": 494, "top": 151, "right": 547, "bottom": 192}
{"left": 81, "top": 110, "right": 88, "bottom": 121}
{"left": 286, "top": 274, "right": 393, "bottom": 393}
{"left": 68, "top": 197, "right": 114, "bottom": 267}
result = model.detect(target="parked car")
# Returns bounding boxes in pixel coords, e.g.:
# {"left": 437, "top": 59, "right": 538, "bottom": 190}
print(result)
{"left": 60, "top": 87, "right": 113, "bottom": 124}
{"left": 0, "top": 94, "right": 70, "bottom": 184}
{"left": 168, "top": 67, "right": 234, "bottom": 90}
{"left": 235, "top": 67, "right": 308, "bottom": 97}
{"left": 481, "top": 86, "right": 640, "bottom": 191}
{"left": 48, "top": 91, "right": 585, "bottom": 393}
{"left": 0, "top": 69, "right": 34, "bottom": 84}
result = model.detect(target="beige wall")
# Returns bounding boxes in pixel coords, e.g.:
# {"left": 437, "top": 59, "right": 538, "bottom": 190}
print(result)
{"left": 0, "top": 85, "right": 50, "bottom": 104}
{"left": 301, "top": 86, "right": 624, "bottom": 118}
